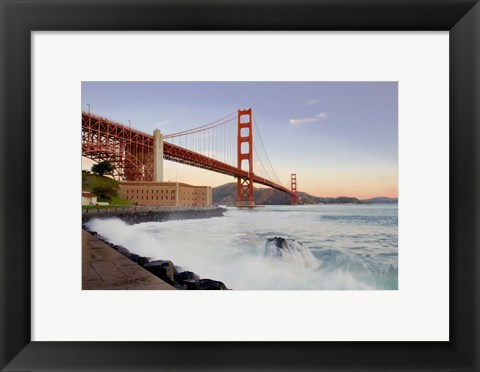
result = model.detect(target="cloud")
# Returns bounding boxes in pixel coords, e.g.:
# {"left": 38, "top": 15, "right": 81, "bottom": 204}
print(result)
{"left": 306, "top": 99, "right": 320, "bottom": 105}
{"left": 289, "top": 112, "right": 328, "bottom": 126}
{"left": 305, "top": 96, "right": 327, "bottom": 105}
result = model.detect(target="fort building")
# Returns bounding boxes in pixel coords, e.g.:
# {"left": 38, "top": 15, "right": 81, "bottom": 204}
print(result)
{"left": 119, "top": 181, "right": 212, "bottom": 207}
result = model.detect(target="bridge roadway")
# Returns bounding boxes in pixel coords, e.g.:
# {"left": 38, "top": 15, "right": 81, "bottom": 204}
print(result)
{"left": 163, "top": 141, "right": 295, "bottom": 196}
{"left": 82, "top": 112, "right": 295, "bottom": 197}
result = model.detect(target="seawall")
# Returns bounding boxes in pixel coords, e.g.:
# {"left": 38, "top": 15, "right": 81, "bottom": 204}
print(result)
{"left": 82, "top": 206, "right": 227, "bottom": 224}
{"left": 83, "top": 229, "right": 176, "bottom": 290}
{"left": 82, "top": 206, "right": 230, "bottom": 289}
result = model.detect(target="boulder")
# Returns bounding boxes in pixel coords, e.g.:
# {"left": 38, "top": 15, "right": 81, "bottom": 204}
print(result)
{"left": 128, "top": 253, "right": 149, "bottom": 266}
{"left": 199, "top": 279, "right": 228, "bottom": 290}
{"left": 144, "top": 260, "right": 175, "bottom": 284}
{"left": 116, "top": 245, "right": 130, "bottom": 256}
{"left": 135, "top": 256, "right": 150, "bottom": 267}
{"left": 175, "top": 271, "right": 200, "bottom": 283}
{"left": 174, "top": 284, "right": 188, "bottom": 290}
{"left": 182, "top": 279, "right": 201, "bottom": 290}
{"left": 128, "top": 253, "right": 139, "bottom": 261}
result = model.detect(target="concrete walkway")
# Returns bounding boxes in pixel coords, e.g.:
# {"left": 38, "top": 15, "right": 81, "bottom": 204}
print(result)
{"left": 82, "top": 230, "right": 175, "bottom": 290}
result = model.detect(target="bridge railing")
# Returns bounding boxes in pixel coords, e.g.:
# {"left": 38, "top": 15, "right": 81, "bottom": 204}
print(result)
{"left": 81, "top": 205, "right": 222, "bottom": 215}
{"left": 82, "top": 111, "right": 154, "bottom": 139}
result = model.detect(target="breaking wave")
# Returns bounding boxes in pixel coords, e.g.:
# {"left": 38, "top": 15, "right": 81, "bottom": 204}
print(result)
{"left": 85, "top": 205, "right": 398, "bottom": 290}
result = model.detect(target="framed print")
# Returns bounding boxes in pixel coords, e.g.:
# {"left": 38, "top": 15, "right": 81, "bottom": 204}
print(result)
{"left": 1, "top": 0, "right": 479, "bottom": 371}
{"left": 35, "top": 33, "right": 445, "bottom": 342}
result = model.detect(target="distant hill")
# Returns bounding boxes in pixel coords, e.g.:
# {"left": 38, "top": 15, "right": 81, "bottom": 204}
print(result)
{"left": 363, "top": 197, "right": 398, "bottom": 204}
{"left": 212, "top": 183, "right": 397, "bottom": 205}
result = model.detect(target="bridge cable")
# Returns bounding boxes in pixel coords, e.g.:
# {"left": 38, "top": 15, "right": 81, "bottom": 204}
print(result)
{"left": 252, "top": 114, "right": 283, "bottom": 185}
{"left": 164, "top": 112, "right": 237, "bottom": 138}
{"left": 253, "top": 144, "right": 273, "bottom": 181}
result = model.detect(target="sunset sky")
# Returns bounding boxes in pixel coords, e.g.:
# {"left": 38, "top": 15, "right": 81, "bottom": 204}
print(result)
{"left": 82, "top": 82, "right": 398, "bottom": 199}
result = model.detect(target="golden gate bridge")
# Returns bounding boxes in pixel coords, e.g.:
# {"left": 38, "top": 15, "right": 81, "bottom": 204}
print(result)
{"left": 81, "top": 109, "right": 299, "bottom": 205}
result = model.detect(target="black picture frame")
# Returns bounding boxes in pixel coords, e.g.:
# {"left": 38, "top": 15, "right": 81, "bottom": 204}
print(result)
{"left": 1, "top": 0, "right": 479, "bottom": 371}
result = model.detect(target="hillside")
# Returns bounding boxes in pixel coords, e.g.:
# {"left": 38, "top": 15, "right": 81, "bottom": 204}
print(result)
{"left": 82, "top": 171, "right": 131, "bottom": 205}
{"left": 212, "top": 183, "right": 397, "bottom": 205}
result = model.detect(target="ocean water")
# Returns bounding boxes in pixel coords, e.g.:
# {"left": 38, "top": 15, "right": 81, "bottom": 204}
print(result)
{"left": 86, "top": 204, "right": 398, "bottom": 290}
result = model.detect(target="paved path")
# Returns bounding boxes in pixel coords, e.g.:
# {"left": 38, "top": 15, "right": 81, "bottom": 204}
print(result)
{"left": 82, "top": 230, "right": 175, "bottom": 290}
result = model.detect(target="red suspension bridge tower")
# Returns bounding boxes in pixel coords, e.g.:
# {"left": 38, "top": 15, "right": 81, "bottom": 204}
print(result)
{"left": 290, "top": 173, "right": 299, "bottom": 205}
{"left": 237, "top": 109, "right": 255, "bottom": 206}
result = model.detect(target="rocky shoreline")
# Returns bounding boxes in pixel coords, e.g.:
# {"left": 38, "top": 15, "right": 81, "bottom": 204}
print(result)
{"left": 82, "top": 208, "right": 230, "bottom": 290}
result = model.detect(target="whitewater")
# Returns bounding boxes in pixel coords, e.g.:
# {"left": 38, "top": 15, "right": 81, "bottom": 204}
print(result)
{"left": 86, "top": 204, "right": 398, "bottom": 290}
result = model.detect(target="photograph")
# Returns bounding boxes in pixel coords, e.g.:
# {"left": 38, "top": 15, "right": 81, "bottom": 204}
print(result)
{"left": 81, "top": 81, "right": 398, "bottom": 290}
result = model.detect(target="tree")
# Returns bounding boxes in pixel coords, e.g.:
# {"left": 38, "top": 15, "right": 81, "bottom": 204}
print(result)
{"left": 92, "top": 185, "right": 117, "bottom": 199}
{"left": 91, "top": 161, "right": 114, "bottom": 176}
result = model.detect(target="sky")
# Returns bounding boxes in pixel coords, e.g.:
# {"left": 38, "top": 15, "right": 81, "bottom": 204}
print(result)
{"left": 82, "top": 82, "right": 398, "bottom": 199}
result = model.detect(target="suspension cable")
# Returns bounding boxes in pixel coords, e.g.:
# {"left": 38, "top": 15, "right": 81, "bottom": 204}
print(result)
{"left": 252, "top": 114, "right": 283, "bottom": 185}
{"left": 164, "top": 111, "right": 237, "bottom": 138}
{"left": 253, "top": 144, "right": 272, "bottom": 181}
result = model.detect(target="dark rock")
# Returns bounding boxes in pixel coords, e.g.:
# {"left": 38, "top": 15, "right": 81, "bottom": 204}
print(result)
{"left": 174, "top": 284, "right": 188, "bottom": 290}
{"left": 144, "top": 260, "right": 175, "bottom": 284}
{"left": 183, "top": 279, "right": 201, "bottom": 290}
{"left": 175, "top": 271, "right": 200, "bottom": 283}
{"left": 135, "top": 256, "right": 150, "bottom": 267}
{"left": 199, "top": 279, "right": 228, "bottom": 290}
{"left": 116, "top": 245, "right": 130, "bottom": 256}
{"left": 128, "top": 253, "right": 140, "bottom": 262}
{"left": 267, "top": 237, "right": 289, "bottom": 249}
{"left": 127, "top": 253, "right": 149, "bottom": 266}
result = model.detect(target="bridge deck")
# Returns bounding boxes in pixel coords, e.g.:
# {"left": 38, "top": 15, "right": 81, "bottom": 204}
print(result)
{"left": 82, "top": 112, "right": 295, "bottom": 197}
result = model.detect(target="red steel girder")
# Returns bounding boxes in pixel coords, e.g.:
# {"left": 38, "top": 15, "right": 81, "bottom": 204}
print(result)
{"left": 82, "top": 112, "right": 154, "bottom": 181}
{"left": 82, "top": 112, "right": 296, "bottom": 197}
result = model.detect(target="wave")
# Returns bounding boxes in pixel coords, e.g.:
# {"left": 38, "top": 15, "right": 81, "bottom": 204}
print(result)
{"left": 264, "top": 237, "right": 318, "bottom": 269}
{"left": 85, "top": 207, "right": 398, "bottom": 290}
{"left": 321, "top": 214, "right": 398, "bottom": 226}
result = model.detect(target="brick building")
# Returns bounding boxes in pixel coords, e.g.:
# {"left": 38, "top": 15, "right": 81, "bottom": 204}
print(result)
{"left": 119, "top": 181, "right": 212, "bottom": 207}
